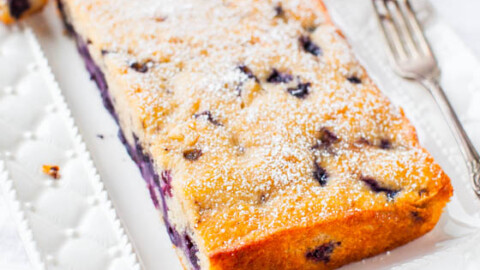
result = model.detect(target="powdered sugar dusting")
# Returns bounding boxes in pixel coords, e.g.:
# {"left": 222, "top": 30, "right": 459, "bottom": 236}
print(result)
{"left": 63, "top": 0, "right": 450, "bottom": 253}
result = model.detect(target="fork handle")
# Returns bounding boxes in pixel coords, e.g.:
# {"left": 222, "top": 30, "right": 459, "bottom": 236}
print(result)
{"left": 421, "top": 78, "right": 480, "bottom": 197}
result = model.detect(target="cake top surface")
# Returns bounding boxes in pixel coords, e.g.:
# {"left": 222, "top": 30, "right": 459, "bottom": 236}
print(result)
{"left": 65, "top": 0, "right": 450, "bottom": 254}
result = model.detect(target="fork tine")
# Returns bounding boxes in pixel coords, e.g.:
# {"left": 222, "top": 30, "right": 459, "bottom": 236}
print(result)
{"left": 400, "top": 0, "right": 433, "bottom": 56}
{"left": 373, "top": 0, "right": 408, "bottom": 61}
{"left": 387, "top": 0, "right": 418, "bottom": 57}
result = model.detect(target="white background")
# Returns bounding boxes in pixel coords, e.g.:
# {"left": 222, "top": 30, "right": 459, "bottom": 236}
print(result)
{"left": 1, "top": 1, "right": 480, "bottom": 269}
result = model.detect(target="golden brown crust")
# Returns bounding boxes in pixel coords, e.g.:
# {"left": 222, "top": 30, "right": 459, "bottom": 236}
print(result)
{"left": 209, "top": 175, "right": 452, "bottom": 270}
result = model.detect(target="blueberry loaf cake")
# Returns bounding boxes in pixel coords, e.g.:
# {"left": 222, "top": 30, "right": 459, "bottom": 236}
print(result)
{"left": 0, "top": 0, "right": 46, "bottom": 23}
{"left": 57, "top": 0, "right": 453, "bottom": 269}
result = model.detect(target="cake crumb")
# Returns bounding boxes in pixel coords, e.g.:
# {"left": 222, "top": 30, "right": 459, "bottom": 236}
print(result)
{"left": 42, "top": 165, "right": 60, "bottom": 179}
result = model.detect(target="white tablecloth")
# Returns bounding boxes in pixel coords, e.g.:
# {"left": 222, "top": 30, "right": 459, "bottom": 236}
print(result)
{"left": 433, "top": 0, "right": 480, "bottom": 58}
{"left": 1, "top": 1, "right": 479, "bottom": 269}
{"left": 0, "top": 195, "right": 30, "bottom": 270}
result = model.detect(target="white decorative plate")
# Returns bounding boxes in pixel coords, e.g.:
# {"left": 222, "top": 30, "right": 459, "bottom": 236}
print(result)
{"left": 1, "top": 0, "right": 479, "bottom": 269}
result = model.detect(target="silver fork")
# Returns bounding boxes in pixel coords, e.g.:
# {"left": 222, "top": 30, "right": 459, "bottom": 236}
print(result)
{"left": 372, "top": 0, "right": 480, "bottom": 197}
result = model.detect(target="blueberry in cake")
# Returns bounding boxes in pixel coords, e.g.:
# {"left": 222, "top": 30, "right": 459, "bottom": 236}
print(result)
{"left": 56, "top": 0, "right": 453, "bottom": 269}
{"left": 0, "top": 0, "right": 46, "bottom": 23}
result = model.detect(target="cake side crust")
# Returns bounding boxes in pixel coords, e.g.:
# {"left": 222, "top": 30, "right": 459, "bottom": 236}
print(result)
{"left": 208, "top": 169, "right": 452, "bottom": 270}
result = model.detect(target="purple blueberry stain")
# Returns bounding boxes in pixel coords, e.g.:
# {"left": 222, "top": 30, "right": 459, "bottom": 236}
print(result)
{"left": 258, "top": 193, "right": 269, "bottom": 204}
{"left": 312, "top": 128, "right": 339, "bottom": 151}
{"left": 238, "top": 65, "right": 258, "bottom": 82}
{"left": 236, "top": 65, "right": 259, "bottom": 95}
{"left": 306, "top": 241, "right": 340, "bottom": 263}
{"left": 319, "top": 127, "right": 338, "bottom": 147}
{"left": 8, "top": 0, "right": 30, "bottom": 19}
{"left": 360, "top": 176, "right": 400, "bottom": 200}
{"left": 418, "top": 188, "right": 428, "bottom": 197}
{"left": 147, "top": 184, "right": 160, "bottom": 208}
{"left": 160, "top": 170, "right": 173, "bottom": 197}
{"left": 194, "top": 110, "right": 222, "bottom": 126}
{"left": 347, "top": 76, "right": 362, "bottom": 84}
{"left": 74, "top": 37, "right": 117, "bottom": 122}
{"left": 166, "top": 220, "right": 181, "bottom": 245}
{"left": 300, "top": 35, "right": 322, "bottom": 56}
{"left": 411, "top": 211, "right": 424, "bottom": 222}
{"left": 380, "top": 138, "right": 392, "bottom": 150}
{"left": 274, "top": 3, "right": 285, "bottom": 18}
{"left": 119, "top": 133, "right": 201, "bottom": 268}
{"left": 130, "top": 61, "right": 149, "bottom": 73}
{"left": 56, "top": 0, "right": 75, "bottom": 34}
{"left": 306, "top": 26, "right": 317, "bottom": 33}
{"left": 184, "top": 234, "right": 200, "bottom": 270}
{"left": 183, "top": 149, "right": 203, "bottom": 161}
{"left": 356, "top": 137, "right": 371, "bottom": 146}
{"left": 313, "top": 163, "right": 329, "bottom": 186}
{"left": 267, "top": 69, "right": 293, "bottom": 83}
{"left": 287, "top": 82, "right": 311, "bottom": 98}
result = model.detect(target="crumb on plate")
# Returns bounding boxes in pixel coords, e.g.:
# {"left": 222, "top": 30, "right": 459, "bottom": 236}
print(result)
{"left": 42, "top": 164, "right": 60, "bottom": 179}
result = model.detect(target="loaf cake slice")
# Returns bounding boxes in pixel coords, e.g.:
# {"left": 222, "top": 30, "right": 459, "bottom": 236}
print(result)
{"left": 0, "top": 0, "right": 46, "bottom": 23}
{"left": 57, "top": 0, "right": 453, "bottom": 269}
